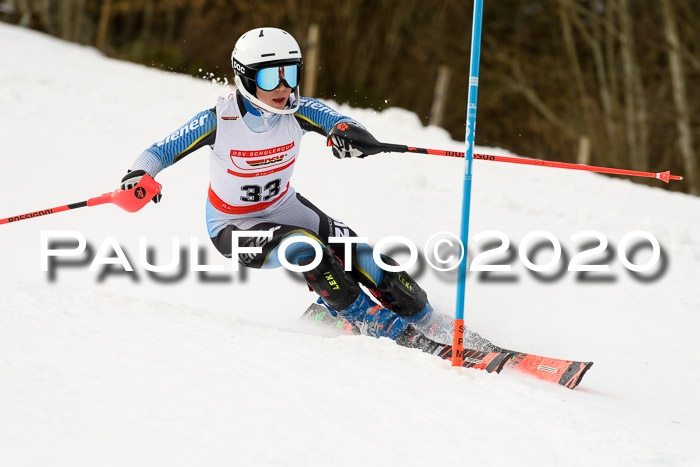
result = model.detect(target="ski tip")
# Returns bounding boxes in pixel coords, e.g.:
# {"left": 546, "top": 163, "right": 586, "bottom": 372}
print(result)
{"left": 563, "top": 361, "right": 594, "bottom": 389}
{"left": 301, "top": 302, "right": 326, "bottom": 320}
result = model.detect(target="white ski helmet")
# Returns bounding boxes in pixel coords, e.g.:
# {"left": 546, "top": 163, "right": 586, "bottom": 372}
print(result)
{"left": 231, "top": 27, "right": 303, "bottom": 114}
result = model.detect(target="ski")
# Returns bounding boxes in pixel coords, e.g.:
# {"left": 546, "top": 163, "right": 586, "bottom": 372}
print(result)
{"left": 301, "top": 302, "right": 593, "bottom": 389}
{"left": 301, "top": 303, "right": 514, "bottom": 374}
{"left": 504, "top": 352, "right": 593, "bottom": 389}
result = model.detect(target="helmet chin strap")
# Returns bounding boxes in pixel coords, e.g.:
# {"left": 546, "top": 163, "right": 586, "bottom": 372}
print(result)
{"left": 234, "top": 75, "right": 300, "bottom": 115}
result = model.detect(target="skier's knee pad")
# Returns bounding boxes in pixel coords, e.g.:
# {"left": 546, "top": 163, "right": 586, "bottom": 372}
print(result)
{"left": 370, "top": 255, "right": 427, "bottom": 318}
{"left": 300, "top": 246, "right": 361, "bottom": 311}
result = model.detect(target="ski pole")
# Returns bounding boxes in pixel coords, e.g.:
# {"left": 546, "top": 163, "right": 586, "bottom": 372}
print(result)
{"left": 379, "top": 143, "right": 683, "bottom": 183}
{"left": 450, "top": 0, "right": 485, "bottom": 367}
{"left": 0, "top": 175, "right": 162, "bottom": 225}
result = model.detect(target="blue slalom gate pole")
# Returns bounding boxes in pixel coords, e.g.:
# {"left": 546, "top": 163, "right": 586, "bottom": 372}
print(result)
{"left": 452, "top": 0, "right": 484, "bottom": 366}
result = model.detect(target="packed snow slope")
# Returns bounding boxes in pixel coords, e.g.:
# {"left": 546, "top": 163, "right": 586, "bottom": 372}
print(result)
{"left": 1, "top": 24, "right": 699, "bottom": 467}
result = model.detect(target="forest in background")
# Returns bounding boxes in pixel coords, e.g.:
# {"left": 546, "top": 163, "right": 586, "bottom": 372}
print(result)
{"left": 3, "top": 0, "right": 698, "bottom": 194}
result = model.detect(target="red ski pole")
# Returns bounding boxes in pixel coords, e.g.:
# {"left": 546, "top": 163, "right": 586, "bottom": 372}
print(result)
{"left": 379, "top": 143, "right": 683, "bottom": 183}
{"left": 0, "top": 175, "right": 162, "bottom": 225}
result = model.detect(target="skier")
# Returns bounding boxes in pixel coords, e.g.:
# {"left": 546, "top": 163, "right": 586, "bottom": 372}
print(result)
{"left": 120, "top": 27, "right": 450, "bottom": 353}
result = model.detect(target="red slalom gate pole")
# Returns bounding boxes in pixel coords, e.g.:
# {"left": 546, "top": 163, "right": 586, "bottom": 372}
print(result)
{"left": 379, "top": 143, "right": 683, "bottom": 184}
{"left": 0, "top": 175, "right": 162, "bottom": 225}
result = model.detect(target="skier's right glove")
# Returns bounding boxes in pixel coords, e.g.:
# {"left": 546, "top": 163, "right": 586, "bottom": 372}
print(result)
{"left": 327, "top": 121, "right": 383, "bottom": 159}
{"left": 120, "top": 169, "right": 162, "bottom": 203}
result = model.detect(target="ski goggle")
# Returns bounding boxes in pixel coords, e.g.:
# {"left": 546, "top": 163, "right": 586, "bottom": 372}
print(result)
{"left": 255, "top": 64, "right": 300, "bottom": 91}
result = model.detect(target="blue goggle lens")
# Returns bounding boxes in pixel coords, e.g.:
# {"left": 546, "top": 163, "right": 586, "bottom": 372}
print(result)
{"left": 256, "top": 65, "right": 299, "bottom": 91}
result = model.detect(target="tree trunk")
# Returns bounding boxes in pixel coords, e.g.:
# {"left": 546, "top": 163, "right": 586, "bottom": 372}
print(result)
{"left": 660, "top": 0, "right": 698, "bottom": 194}
{"left": 72, "top": 0, "right": 85, "bottom": 43}
{"left": 567, "top": 0, "right": 619, "bottom": 166}
{"left": 59, "top": 0, "right": 71, "bottom": 40}
{"left": 15, "top": 0, "right": 32, "bottom": 28}
{"left": 604, "top": 0, "right": 619, "bottom": 129}
{"left": 95, "top": 0, "right": 112, "bottom": 51}
{"left": 37, "top": 0, "right": 54, "bottom": 34}
{"left": 303, "top": 23, "right": 320, "bottom": 97}
{"left": 429, "top": 65, "right": 451, "bottom": 127}
{"left": 558, "top": 0, "right": 589, "bottom": 135}
{"left": 141, "top": 0, "right": 154, "bottom": 46}
{"left": 618, "top": 0, "right": 649, "bottom": 172}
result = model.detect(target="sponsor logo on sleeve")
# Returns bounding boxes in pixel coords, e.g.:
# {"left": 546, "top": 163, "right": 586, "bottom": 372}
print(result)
{"left": 156, "top": 113, "right": 210, "bottom": 147}
{"left": 298, "top": 98, "right": 341, "bottom": 117}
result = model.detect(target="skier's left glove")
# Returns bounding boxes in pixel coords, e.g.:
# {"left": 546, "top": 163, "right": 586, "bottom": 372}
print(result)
{"left": 327, "top": 121, "right": 383, "bottom": 159}
{"left": 120, "top": 169, "right": 162, "bottom": 203}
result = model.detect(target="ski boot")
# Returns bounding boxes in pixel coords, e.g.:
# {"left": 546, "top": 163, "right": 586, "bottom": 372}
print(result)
{"left": 300, "top": 247, "right": 407, "bottom": 339}
{"left": 355, "top": 260, "right": 452, "bottom": 344}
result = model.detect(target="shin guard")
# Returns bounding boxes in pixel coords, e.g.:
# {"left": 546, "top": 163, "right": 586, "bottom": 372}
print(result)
{"left": 300, "top": 246, "right": 361, "bottom": 311}
{"left": 365, "top": 255, "right": 428, "bottom": 319}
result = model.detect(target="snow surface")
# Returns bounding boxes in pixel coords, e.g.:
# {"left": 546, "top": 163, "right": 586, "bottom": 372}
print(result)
{"left": 1, "top": 23, "right": 700, "bottom": 466}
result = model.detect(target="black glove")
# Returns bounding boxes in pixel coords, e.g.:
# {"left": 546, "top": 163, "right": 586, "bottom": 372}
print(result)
{"left": 327, "top": 121, "right": 383, "bottom": 159}
{"left": 120, "top": 169, "right": 162, "bottom": 203}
